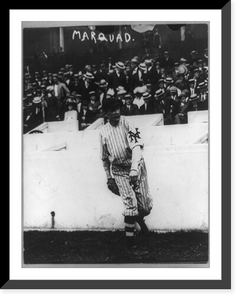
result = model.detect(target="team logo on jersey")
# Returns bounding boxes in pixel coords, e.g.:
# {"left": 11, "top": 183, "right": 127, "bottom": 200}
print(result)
{"left": 128, "top": 128, "right": 141, "bottom": 143}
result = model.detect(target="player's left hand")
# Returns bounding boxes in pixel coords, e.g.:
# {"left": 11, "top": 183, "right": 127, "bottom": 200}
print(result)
{"left": 129, "top": 170, "right": 139, "bottom": 187}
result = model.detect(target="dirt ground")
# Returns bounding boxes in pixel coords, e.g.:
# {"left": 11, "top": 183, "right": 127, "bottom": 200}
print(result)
{"left": 23, "top": 230, "right": 208, "bottom": 265}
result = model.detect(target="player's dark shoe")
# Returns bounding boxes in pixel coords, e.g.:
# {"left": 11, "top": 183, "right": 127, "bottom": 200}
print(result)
{"left": 136, "top": 216, "right": 149, "bottom": 235}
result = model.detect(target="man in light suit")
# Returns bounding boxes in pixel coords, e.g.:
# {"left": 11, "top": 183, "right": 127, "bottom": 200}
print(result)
{"left": 52, "top": 73, "right": 70, "bottom": 120}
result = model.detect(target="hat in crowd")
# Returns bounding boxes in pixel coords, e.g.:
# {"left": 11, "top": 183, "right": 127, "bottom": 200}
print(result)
{"left": 84, "top": 72, "right": 94, "bottom": 80}
{"left": 124, "top": 94, "right": 133, "bottom": 101}
{"left": 82, "top": 100, "right": 89, "bottom": 106}
{"left": 189, "top": 78, "right": 196, "bottom": 84}
{"left": 164, "top": 77, "right": 174, "bottom": 84}
{"left": 53, "top": 73, "right": 58, "bottom": 78}
{"left": 46, "top": 86, "right": 54, "bottom": 92}
{"left": 89, "top": 91, "right": 96, "bottom": 97}
{"left": 32, "top": 96, "right": 41, "bottom": 104}
{"left": 203, "top": 66, "right": 209, "bottom": 74}
{"left": 139, "top": 63, "right": 147, "bottom": 71}
{"left": 190, "top": 50, "right": 197, "bottom": 55}
{"left": 99, "top": 79, "right": 108, "bottom": 88}
{"left": 179, "top": 58, "right": 187, "bottom": 63}
{"left": 158, "top": 78, "right": 165, "bottom": 84}
{"left": 133, "top": 86, "right": 147, "bottom": 94}
{"left": 155, "top": 89, "right": 165, "bottom": 98}
{"left": 75, "top": 94, "right": 82, "bottom": 99}
{"left": 143, "top": 92, "right": 152, "bottom": 100}
{"left": 179, "top": 89, "right": 189, "bottom": 98}
{"left": 170, "top": 86, "right": 177, "bottom": 93}
{"left": 131, "top": 57, "right": 139, "bottom": 64}
{"left": 189, "top": 94, "right": 200, "bottom": 102}
{"left": 198, "top": 81, "right": 208, "bottom": 90}
{"left": 115, "top": 62, "right": 125, "bottom": 70}
{"left": 193, "top": 68, "right": 201, "bottom": 73}
{"left": 117, "top": 89, "right": 127, "bottom": 96}
{"left": 164, "top": 51, "right": 169, "bottom": 55}
{"left": 102, "top": 97, "right": 120, "bottom": 111}
{"left": 145, "top": 59, "right": 152, "bottom": 65}
{"left": 66, "top": 97, "right": 76, "bottom": 105}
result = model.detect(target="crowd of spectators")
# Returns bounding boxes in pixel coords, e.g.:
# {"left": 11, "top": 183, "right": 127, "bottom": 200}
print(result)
{"left": 23, "top": 48, "right": 208, "bottom": 133}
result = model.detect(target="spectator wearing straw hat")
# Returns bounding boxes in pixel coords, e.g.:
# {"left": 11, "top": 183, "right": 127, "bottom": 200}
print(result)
{"left": 153, "top": 88, "right": 167, "bottom": 115}
{"left": 120, "top": 94, "right": 139, "bottom": 116}
{"left": 188, "top": 93, "right": 200, "bottom": 111}
{"left": 79, "top": 72, "right": 96, "bottom": 101}
{"left": 28, "top": 96, "right": 45, "bottom": 130}
{"left": 140, "top": 92, "right": 154, "bottom": 115}
{"left": 108, "top": 62, "right": 127, "bottom": 93}
{"left": 97, "top": 79, "right": 108, "bottom": 106}
{"left": 138, "top": 63, "right": 149, "bottom": 85}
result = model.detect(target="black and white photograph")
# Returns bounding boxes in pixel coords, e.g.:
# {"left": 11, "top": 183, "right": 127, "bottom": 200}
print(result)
{"left": 22, "top": 20, "right": 209, "bottom": 266}
{"left": 7, "top": 5, "right": 233, "bottom": 291}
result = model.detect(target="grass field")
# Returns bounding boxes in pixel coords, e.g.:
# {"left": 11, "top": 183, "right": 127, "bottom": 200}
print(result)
{"left": 23, "top": 230, "right": 208, "bottom": 265}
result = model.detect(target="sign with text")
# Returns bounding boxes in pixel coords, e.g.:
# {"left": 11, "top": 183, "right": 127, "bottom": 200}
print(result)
{"left": 64, "top": 26, "right": 142, "bottom": 55}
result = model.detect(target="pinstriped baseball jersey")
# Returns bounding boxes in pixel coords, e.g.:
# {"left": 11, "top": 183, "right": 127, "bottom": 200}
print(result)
{"left": 100, "top": 116, "right": 143, "bottom": 168}
{"left": 100, "top": 116, "right": 153, "bottom": 217}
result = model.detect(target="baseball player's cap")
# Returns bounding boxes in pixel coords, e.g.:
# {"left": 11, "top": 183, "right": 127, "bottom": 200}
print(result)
{"left": 102, "top": 97, "right": 120, "bottom": 112}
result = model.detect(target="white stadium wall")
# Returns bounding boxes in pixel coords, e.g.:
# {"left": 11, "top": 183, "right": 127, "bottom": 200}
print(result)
{"left": 23, "top": 113, "right": 208, "bottom": 231}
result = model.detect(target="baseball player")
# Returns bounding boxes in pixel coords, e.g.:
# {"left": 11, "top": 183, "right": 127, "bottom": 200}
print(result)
{"left": 100, "top": 97, "right": 153, "bottom": 256}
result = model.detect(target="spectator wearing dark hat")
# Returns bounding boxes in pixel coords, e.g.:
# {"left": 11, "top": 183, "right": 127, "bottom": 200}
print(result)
{"left": 79, "top": 99, "right": 95, "bottom": 130}
{"left": 175, "top": 73, "right": 189, "bottom": 91}
{"left": 52, "top": 73, "right": 71, "bottom": 120}
{"left": 174, "top": 90, "right": 190, "bottom": 124}
{"left": 64, "top": 72, "right": 75, "bottom": 93}
{"left": 197, "top": 81, "right": 208, "bottom": 110}
{"left": 47, "top": 73, "right": 53, "bottom": 86}
{"left": 64, "top": 97, "right": 78, "bottom": 121}
{"left": 73, "top": 74, "right": 83, "bottom": 95}
{"left": 133, "top": 86, "right": 147, "bottom": 109}
{"left": 44, "top": 86, "right": 58, "bottom": 121}
{"left": 129, "top": 57, "right": 142, "bottom": 92}
{"left": 189, "top": 50, "right": 198, "bottom": 68}
{"left": 99, "top": 63, "right": 109, "bottom": 81}
{"left": 108, "top": 62, "right": 127, "bottom": 93}
{"left": 120, "top": 94, "right": 139, "bottom": 116}
{"left": 161, "top": 51, "right": 175, "bottom": 73}
{"left": 88, "top": 91, "right": 102, "bottom": 121}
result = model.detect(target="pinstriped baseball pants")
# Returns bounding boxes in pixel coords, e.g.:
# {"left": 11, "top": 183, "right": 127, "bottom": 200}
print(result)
{"left": 112, "top": 161, "right": 153, "bottom": 217}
